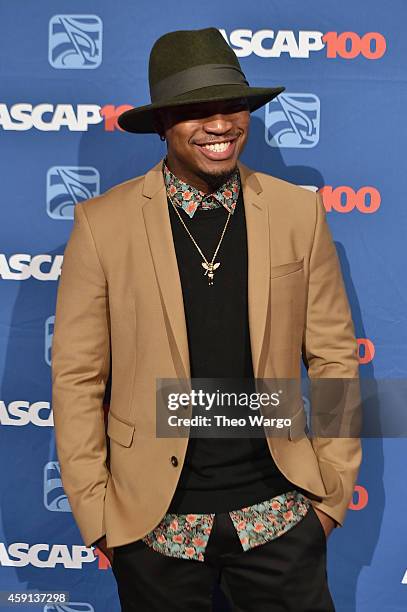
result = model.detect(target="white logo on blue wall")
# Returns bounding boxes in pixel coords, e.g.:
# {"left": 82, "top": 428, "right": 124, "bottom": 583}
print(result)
{"left": 44, "top": 604, "right": 94, "bottom": 611}
{"left": 44, "top": 461, "right": 71, "bottom": 512}
{"left": 299, "top": 185, "right": 319, "bottom": 192}
{"left": 46, "top": 167, "right": 100, "bottom": 220}
{"left": 45, "top": 316, "right": 54, "bottom": 367}
{"left": 49, "top": 15, "right": 103, "bottom": 69}
{"left": 220, "top": 29, "right": 324, "bottom": 58}
{"left": 265, "top": 93, "right": 320, "bottom": 148}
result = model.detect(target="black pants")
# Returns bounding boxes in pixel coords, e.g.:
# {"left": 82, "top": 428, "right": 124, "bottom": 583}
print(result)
{"left": 111, "top": 504, "right": 335, "bottom": 611}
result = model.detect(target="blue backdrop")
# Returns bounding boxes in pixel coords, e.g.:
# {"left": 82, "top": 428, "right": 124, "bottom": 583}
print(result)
{"left": 1, "top": 1, "right": 406, "bottom": 610}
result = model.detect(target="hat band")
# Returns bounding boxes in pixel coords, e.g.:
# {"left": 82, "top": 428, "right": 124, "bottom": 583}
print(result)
{"left": 150, "top": 63, "right": 249, "bottom": 102}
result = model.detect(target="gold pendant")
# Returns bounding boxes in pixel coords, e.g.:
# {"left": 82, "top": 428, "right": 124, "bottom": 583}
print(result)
{"left": 201, "top": 261, "right": 220, "bottom": 286}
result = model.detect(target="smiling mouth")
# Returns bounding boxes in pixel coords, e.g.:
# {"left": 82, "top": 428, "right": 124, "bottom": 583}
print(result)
{"left": 194, "top": 138, "right": 238, "bottom": 158}
{"left": 200, "top": 141, "right": 233, "bottom": 152}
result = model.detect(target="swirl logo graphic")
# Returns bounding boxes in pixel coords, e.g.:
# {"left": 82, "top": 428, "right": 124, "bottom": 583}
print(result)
{"left": 45, "top": 316, "right": 55, "bottom": 366}
{"left": 44, "top": 604, "right": 94, "bottom": 612}
{"left": 43, "top": 462, "right": 71, "bottom": 512}
{"left": 265, "top": 93, "right": 320, "bottom": 148}
{"left": 46, "top": 167, "right": 100, "bottom": 220}
{"left": 49, "top": 15, "right": 103, "bottom": 69}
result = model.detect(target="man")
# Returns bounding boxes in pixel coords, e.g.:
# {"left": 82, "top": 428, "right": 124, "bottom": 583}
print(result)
{"left": 52, "top": 27, "right": 362, "bottom": 611}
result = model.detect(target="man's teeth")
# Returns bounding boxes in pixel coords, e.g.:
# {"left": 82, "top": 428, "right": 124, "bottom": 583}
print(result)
{"left": 203, "top": 141, "right": 231, "bottom": 152}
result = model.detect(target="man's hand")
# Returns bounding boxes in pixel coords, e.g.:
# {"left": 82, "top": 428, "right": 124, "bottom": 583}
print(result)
{"left": 93, "top": 535, "right": 114, "bottom": 565}
{"left": 313, "top": 507, "right": 337, "bottom": 538}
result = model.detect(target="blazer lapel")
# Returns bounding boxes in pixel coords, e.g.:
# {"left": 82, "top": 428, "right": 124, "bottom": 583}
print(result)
{"left": 142, "top": 160, "right": 191, "bottom": 380}
{"left": 238, "top": 161, "right": 271, "bottom": 379}
{"left": 141, "top": 159, "right": 271, "bottom": 381}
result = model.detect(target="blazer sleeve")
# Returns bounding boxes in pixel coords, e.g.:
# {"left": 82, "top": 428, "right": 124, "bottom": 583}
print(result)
{"left": 301, "top": 192, "right": 362, "bottom": 527}
{"left": 51, "top": 201, "right": 111, "bottom": 548}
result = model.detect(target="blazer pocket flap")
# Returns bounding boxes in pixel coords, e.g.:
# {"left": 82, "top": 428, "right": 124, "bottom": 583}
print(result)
{"left": 288, "top": 407, "right": 308, "bottom": 441}
{"left": 107, "top": 412, "right": 135, "bottom": 447}
{"left": 271, "top": 257, "right": 304, "bottom": 279}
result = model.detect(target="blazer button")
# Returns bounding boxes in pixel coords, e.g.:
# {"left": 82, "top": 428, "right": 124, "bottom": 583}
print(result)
{"left": 170, "top": 456, "right": 178, "bottom": 467}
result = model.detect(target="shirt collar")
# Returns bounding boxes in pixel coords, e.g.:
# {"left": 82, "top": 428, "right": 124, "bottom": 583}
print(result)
{"left": 162, "top": 157, "right": 241, "bottom": 219}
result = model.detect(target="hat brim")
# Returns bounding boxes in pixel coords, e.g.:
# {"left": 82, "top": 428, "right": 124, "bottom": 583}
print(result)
{"left": 117, "top": 84, "right": 285, "bottom": 134}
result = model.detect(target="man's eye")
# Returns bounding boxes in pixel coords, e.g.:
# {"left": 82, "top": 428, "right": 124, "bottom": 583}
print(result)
{"left": 227, "top": 102, "right": 246, "bottom": 112}
{"left": 181, "top": 107, "right": 205, "bottom": 119}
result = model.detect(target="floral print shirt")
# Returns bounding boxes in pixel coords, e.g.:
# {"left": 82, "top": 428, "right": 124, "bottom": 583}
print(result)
{"left": 150, "top": 162, "right": 310, "bottom": 561}
{"left": 142, "top": 490, "right": 311, "bottom": 562}
{"left": 162, "top": 157, "right": 240, "bottom": 218}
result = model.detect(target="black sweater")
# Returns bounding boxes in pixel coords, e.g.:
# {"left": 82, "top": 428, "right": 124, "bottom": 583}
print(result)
{"left": 166, "top": 190, "right": 296, "bottom": 513}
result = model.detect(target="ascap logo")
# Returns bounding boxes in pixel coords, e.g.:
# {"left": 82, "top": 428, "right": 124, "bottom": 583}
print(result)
{"left": 0, "top": 254, "right": 63, "bottom": 280}
{"left": 265, "top": 93, "right": 320, "bottom": 148}
{"left": 49, "top": 15, "right": 103, "bottom": 69}
{"left": 0, "top": 542, "right": 96, "bottom": 568}
{"left": 358, "top": 339, "right": 375, "bottom": 364}
{"left": 45, "top": 604, "right": 94, "bottom": 612}
{"left": 0, "top": 401, "right": 53, "bottom": 426}
{"left": 45, "top": 316, "right": 55, "bottom": 367}
{"left": 220, "top": 29, "right": 386, "bottom": 60}
{"left": 47, "top": 166, "right": 100, "bottom": 219}
{"left": 319, "top": 186, "right": 381, "bottom": 213}
{"left": 0, "top": 103, "right": 132, "bottom": 131}
{"left": 44, "top": 462, "right": 71, "bottom": 512}
{"left": 0, "top": 104, "right": 102, "bottom": 131}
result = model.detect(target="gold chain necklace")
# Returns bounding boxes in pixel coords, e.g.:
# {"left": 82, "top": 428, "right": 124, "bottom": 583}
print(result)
{"left": 168, "top": 194, "right": 232, "bottom": 286}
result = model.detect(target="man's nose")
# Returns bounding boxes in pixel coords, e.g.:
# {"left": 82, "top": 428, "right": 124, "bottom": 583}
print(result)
{"left": 203, "top": 115, "right": 233, "bottom": 134}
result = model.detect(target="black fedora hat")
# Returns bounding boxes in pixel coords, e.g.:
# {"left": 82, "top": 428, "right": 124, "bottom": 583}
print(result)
{"left": 117, "top": 27, "right": 285, "bottom": 134}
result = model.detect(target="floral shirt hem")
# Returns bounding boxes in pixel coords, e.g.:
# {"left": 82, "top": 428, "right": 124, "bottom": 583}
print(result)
{"left": 141, "top": 490, "right": 311, "bottom": 562}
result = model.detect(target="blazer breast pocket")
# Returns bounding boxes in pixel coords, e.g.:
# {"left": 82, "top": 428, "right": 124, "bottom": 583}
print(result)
{"left": 270, "top": 257, "right": 304, "bottom": 280}
{"left": 270, "top": 257, "right": 306, "bottom": 337}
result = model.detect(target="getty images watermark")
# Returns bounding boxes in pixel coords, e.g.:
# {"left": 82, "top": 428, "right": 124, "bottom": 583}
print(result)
{"left": 155, "top": 377, "right": 366, "bottom": 439}
{"left": 166, "top": 387, "right": 292, "bottom": 431}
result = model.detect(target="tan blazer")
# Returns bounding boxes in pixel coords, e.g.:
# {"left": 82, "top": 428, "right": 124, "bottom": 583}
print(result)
{"left": 51, "top": 158, "right": 362, "bottom": 548}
